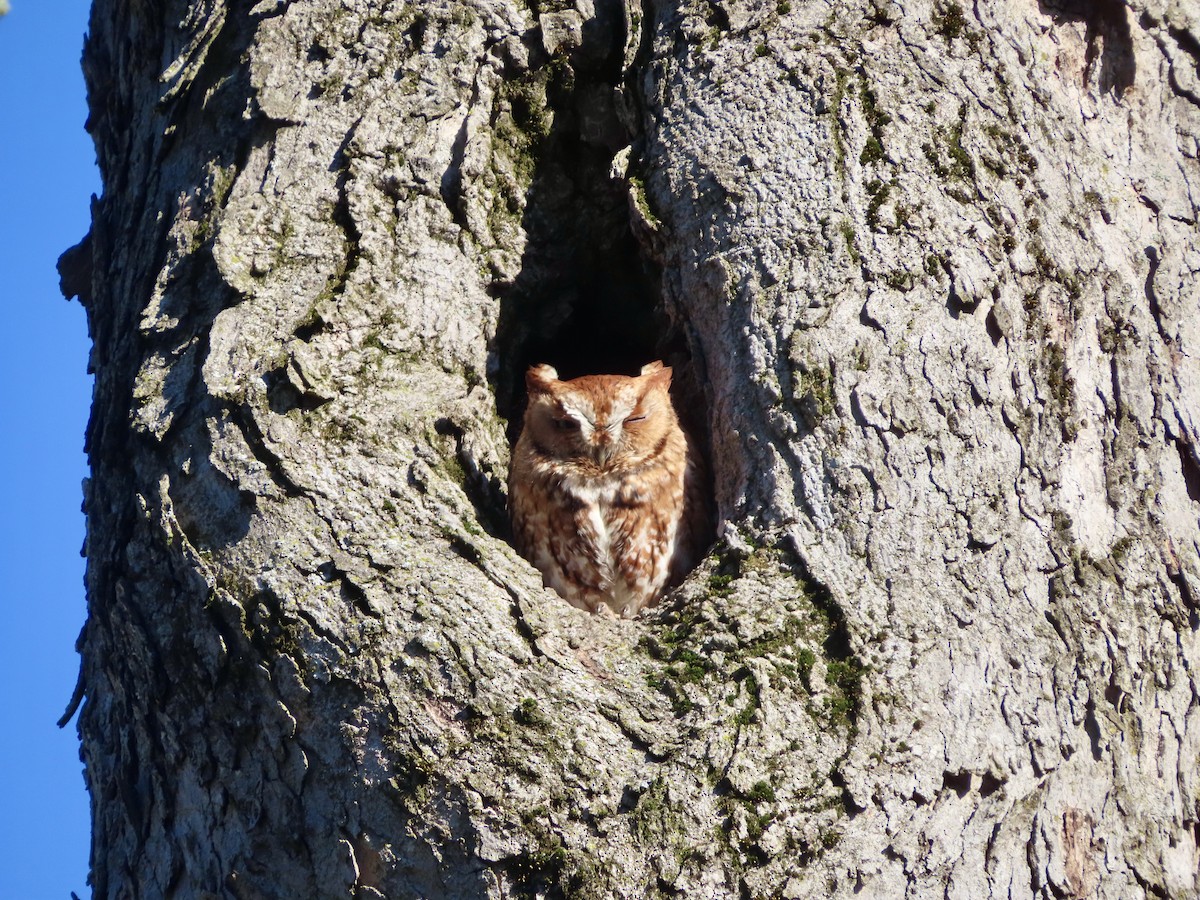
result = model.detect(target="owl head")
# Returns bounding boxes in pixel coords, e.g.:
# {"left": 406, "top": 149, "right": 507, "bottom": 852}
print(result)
{"left": 522, "top": 361, "right": 676, "bottom": 470}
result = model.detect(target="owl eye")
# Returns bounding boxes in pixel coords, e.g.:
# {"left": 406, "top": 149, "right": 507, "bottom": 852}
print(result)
{"left": 552, "top": 417, "right": 579, "bottom": 431}
{"left": 624, "top": 414, "right": 647, "bottom": 424}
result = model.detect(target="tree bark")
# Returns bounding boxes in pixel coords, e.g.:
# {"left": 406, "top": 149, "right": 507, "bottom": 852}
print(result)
{"left": 64, "top": 0, "right": 1200, "bottom": 897}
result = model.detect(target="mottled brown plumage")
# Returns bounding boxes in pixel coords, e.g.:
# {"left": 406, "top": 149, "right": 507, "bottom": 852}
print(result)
{"left": 508, "top": 361, "right": 712, "bottom": 617}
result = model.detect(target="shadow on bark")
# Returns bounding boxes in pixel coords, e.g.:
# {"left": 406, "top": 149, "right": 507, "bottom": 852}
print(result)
{"left": 1037, "top": 0, "right": 1136, "bottom": 94}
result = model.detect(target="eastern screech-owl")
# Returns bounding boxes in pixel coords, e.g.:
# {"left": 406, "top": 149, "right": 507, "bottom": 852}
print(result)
{"left": 509, "top": 361, "right": 711, "bottom": 617}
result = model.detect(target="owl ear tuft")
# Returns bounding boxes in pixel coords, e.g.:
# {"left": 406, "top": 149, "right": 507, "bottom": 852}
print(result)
{"left": 641, "top": 360, "right": 672, "bottom": 390}
{"left": 526, "top": 364, "right": 560, "bottom": 395}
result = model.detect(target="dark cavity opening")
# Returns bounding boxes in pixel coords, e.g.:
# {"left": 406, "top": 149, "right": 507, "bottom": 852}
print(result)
{"left": 941, "top": 770, "right": 972, "bottom": 798}
{"left": 1083, "top": 695, "right": 1104, "bottom": 761}
{"left": 488, "top": 4, "right": 686, "bottom": 442}
{"left": 1176, "top": 438, "right": 1200, "bottom": 504}
{"left": 984, "top": 306, "right": 1004, "bottom": 346}
{"left": 978, "top": 771, "right": 1003, "bottom": 798}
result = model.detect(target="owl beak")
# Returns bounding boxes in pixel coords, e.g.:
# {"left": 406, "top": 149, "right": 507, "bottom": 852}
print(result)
{"left": 592, "top": 432, "right": 615, "bottom": 466}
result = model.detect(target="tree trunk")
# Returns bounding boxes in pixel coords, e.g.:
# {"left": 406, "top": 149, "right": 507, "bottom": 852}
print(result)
{"left": 63, "top": 0, "right": 1200, "bottom": 896}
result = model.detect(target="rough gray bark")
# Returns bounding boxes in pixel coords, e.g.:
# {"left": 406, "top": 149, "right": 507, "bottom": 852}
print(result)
{"left": 62, "top": 0, "right": 1200, "bottom": 897}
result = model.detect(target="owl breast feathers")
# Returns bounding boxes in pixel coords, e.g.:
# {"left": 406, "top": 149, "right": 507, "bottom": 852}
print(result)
{"left": 508, "top": 361, "right": 711, "bottom": 617}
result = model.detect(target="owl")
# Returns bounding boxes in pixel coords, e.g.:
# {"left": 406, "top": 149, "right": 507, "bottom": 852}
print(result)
{"left": 508, "top": 361, "right": 712, "bottom": 617}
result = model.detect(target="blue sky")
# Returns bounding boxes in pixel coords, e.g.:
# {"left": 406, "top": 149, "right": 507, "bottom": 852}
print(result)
{"left": 0, "top": 0, "right": 97, "bottom": 896}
